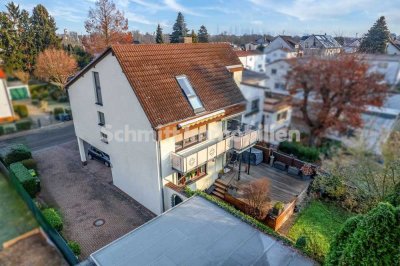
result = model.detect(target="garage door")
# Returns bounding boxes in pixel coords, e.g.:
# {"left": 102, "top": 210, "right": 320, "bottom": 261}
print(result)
{"left": 9, "top": 87, "right": 29, "bottom": 100}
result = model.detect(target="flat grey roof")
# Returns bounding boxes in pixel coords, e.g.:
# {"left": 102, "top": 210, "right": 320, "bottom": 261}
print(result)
{"left": 91, "top": 196, "right": 314, "bottom": 266}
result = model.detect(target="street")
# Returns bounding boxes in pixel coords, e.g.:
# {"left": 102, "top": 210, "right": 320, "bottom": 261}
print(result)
{"left": 0, "top": 122, "right": 76, "bottom": 152}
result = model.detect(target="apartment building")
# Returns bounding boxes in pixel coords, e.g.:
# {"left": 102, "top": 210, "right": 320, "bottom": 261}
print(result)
{"left": 0, "top": 69, "right": 14, "bottom": 123}
{"left": 66, "top": 43, "right": 259, "bottom": 214}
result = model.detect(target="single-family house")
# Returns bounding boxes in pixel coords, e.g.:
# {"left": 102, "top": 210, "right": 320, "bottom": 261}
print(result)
{"left": 387, "top": 40, "right": 400, "bottom": 55}
{"left": 263, "top": 59, "right": 292, "bottom": 94}
{"left": 0, "top": 69, "right": 14, "bottom": 123}
{"left": 301, "top": 34, "right": 342, "bottom": 56}
{"left": 361, "top": 54, "right": 400, "bottom": 88}
{"left": 235, "top": 50, "right": 266, "bottom": 72}
{"left": 264, "top": 35, "right": 300, "bottom": 54}
{"left": 265, "top": 47, "right": 297, "bottom": 64}
{"left": 66, "top": 43, "right": 259, "bottom": 214}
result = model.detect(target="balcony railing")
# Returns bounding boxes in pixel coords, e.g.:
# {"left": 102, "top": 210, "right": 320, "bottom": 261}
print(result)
{"left": 171, "top": 129, "right": 258, "bottom": 173}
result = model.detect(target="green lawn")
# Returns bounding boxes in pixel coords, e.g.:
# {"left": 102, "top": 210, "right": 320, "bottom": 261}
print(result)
{"left": 288, "top": 200, "right": 353, "bottom": 262}
{"left": 0, "top": 173, "right": 37, "bottom": 245}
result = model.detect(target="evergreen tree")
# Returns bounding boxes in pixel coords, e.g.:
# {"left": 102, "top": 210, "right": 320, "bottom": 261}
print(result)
{"left": 155, "top": 24, "right": 164, "bottom": 44}
{"left": 170, "top": 12, "right": 188, "bottom": 43}
{"left": 359, "top": 16, "right": 390, "bottom": 54}
{"left": 198, "top": 25, "right": 209, "bottom": 43}
{"left": 191, "top": 29, "right": 198, "bottom": 43}
{"left": 30, "top": 4, "right": 60, "bottom": 55}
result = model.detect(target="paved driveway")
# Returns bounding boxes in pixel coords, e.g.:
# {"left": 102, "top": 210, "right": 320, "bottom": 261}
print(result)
{"left": 34, "top": 141, "right": 155, "bottom": 259}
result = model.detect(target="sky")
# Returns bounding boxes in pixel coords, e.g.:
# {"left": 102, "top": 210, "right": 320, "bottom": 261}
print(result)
{"left": 1, "top": 0, "right": 399, "bottom": 37}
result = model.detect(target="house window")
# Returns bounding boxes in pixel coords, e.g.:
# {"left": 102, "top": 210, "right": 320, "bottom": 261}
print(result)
{"left": 274, "top": 83, "right": 280, "bottom": 89}
{"left": 175, "top": 125, "right": 207, "bottom": 151}
{"left": 246, "top": 99, "right": 259, "bottom": 116}
{"left": 271, "top": 69, "right": 277, "bottom": 75}
{"left": 93, "top": 72, "right": 103, "bottom": 105}
{"left": 98, "top": 111, "right": 105, "bottom": 126}
{"left": 176, "top": 75, "right": 204, "bottom": 113}
{"left": 100, "top": 132, "right": 108, "bottom": 143}
{"left": 177, "top": 164, "right": 207, "bottom": 186}
{"left": 277, "top": 111, "right": 288, "bottom": 122}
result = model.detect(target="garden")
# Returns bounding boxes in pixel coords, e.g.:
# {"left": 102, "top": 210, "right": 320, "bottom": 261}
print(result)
{"left": 287, "top": 200, "right": 353, "bottom": 262}
{"left": 0, "top": 144, "right": 81, "bottom": 259}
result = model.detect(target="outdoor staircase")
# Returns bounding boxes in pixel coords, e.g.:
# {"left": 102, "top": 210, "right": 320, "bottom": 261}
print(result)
{"left": 211, "top": 179, "right": 228, "bottom": 200}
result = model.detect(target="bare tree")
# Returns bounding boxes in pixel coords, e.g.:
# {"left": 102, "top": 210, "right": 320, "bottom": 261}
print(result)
{"left": 34, "top": 48, "right": 77, "bottom": 89}
{"left": 241, "top": 178, "right": 270, "bottom": 219}
{"left": 83, "top": 0, "right": 132, "bottom": 54}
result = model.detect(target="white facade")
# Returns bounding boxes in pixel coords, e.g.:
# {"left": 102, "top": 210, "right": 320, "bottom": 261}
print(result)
{"left": 387, "top": 42, "right": 400, "bottom": 55}
{"left": 265, "top": 48, "right": 296, "bottom": 64}
{"left": 239, "top": 83, "right": 264, "bottom": 127}
{"left": 0, "top": 77, "right": 13, "bottom": 121}
{"left": 363, "top": 55, "right": 400, "bottom": 86}
{"left": 263, "top": 100, "right": 292, "bottom": 145}
{"left": 238, "top": 53, "right": 266, "bottom": 72}
{"left": 68, "top": 53, "right": 163, "bottom": 215}
{"left": 300, "top": 35, "right": 342, "bottom": 56}
{"left": 263, "top": 60, "right": 291, "bottom": 94}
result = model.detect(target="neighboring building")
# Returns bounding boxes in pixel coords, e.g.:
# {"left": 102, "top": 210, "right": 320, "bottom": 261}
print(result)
{"left": 362, "top": 54, "right": 400, "bottom": 88}
{"left": 239, "top": 70, "right": 266, "bottom": 126}
{"left": 235, "top": 50, "right": 266, "bottom": 72}
{"left": 265, "top": 47, "right": 297, "bottom": 64}
{"left": 0, "top": 70, "right": 14, "bottom": 123}
{"left": 263, "top": 94, "right": 293, "bottom": 144}
{"left": 244, "top": 42, "right": 259, "bottom": 51}
{"left": 59, "top": 29, "right": 82, "bottom": 48}
{"left": 6, "top": 81, "right": 30, "bottom": 101}
{"left": 343, "top": 38, "right": 361, "bottom": 53}
{"left": 264, "top": 35, "right": 300, "bottom": 54}
{"left": 90, "top": 196, "right": 314, "bottom": 266}
{"left": 300, "top": 34, "right": 342, "bottom": 56}
{"left": 387, "top": 40, "right": 400, "bottom": 55}
{"left": 66, "top": 43, "right": 259, "bottom": 214}
{"left": 263, "top": 59, "right": 292, "bottom": 94}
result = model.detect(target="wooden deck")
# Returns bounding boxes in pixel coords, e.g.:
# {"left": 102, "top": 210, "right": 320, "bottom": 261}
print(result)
{"left": 221, "top": 163, "right": 310, "bottom": 203}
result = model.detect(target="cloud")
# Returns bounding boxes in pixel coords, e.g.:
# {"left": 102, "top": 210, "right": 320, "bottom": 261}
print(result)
{"left": 125, "top": 11, "right": 155, "bottom": 25}
{"left": 48, "top": 6, "right": 86, "bottom": 23}
{"left": 163, "top": 0, "right": 202, "bottom": 16}
{"left": 130, "top": 0, "right": 164, "bottom": 10}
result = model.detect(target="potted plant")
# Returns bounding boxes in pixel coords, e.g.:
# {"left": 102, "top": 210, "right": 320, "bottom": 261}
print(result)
{"left": 272, "top": 201, "right": 285, "bottom": 216}
{"left": 300, "top": 163, "right": 313, "bottom": 180}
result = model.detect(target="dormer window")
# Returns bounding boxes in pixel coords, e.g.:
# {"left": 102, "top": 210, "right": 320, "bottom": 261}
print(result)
{"left": 176, "top": 75, "right": 204, "bottom": 113}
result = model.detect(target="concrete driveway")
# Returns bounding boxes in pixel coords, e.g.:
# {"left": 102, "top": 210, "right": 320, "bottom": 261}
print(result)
{"left": 34, "top": 141, "right": 155, "bottom": 259}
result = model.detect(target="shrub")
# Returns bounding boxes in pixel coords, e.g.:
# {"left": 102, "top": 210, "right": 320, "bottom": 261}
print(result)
{"left": 67, "top": 241, "right": 81, "bottom": 256}
{"left": 4, "top": 126, "right": 16, "bottom": 134}
{"left": 279, "top": 141, "right": 320, "bottom": 162}
{"left": 0, "top": 143, "right": 32, "bottom": 165}
{"left": 42, "top": 208, "right": 63, "bottom": 231}
{"left": 325, "top": 203, "right": 399, "bottom": 265}
{"left": 15, "top": 120, "right": 32, "bottom": 131}
{"left": 295, "top": 236, "right": 307, "bottom": 249}
{"left": 31, "top": 99, "right": 40, "bottom": 106}
{"left": 53, "top": 107, "right": 65, "bottom": 119}
{"left": 21, "top": 158, "right": 38, "bottom": 170}
{"left": 273, "top": 201, "right": 285, "bottom": 211}
{"left": 9, "top": 162, "right": 40, "bottom": 197}
{"left": 13, "top": 104, "right": 29, "bottom": 118}
{"left": 0, "top": 126, "right": 4, "bottom": 136}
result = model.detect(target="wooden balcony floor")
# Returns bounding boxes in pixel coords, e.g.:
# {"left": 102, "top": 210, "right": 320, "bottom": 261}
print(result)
{"left": 220, "top": 163, "right": 310, "bottom": 204}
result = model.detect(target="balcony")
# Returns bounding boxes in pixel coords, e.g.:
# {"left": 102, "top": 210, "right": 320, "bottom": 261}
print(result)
{"left": 171, "top": 129, "right": 258, "bottom": 173}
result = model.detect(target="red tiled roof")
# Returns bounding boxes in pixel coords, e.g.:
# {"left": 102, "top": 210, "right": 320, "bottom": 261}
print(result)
{"left": 0, "top": 69, "right": 5, "bottom": 79}
{"left": 111, "top": 43, "right": 246, "bottom": 128}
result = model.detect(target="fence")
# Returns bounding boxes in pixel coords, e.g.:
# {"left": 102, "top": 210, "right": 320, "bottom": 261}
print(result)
{"left": 0, "top": 162, "right": 79, "bottom": 265}
{"left": 254, "top": 144, "right": 318, "bottom": 171}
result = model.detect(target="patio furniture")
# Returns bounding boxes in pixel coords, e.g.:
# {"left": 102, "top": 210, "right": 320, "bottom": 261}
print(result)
{"left": 242, "top": 148, "right": 263, "bottom": 165}
{"left": 273, "top": 161, "right": 286, "bottom": 171}
{"left": 287, "top": 166, "right": 300, "bottom": 176}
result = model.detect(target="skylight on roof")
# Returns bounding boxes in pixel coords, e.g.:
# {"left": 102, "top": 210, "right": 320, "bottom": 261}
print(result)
{"left": 176, "top": 75, "right": 204, "bottom": 112}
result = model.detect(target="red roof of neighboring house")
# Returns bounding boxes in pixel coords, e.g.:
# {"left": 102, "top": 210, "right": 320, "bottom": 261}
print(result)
{"left": 67, "top": 43, "right": 246, "bottom": 129}
{"left": 0, "top": 69, "right": 5, "bottom": 79}
{"left": 234, "top": 50, "right": 263, "bottom": 57}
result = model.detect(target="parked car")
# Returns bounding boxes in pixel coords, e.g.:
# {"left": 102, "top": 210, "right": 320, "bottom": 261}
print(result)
{"left": 88, "top": 146, "right": 111, "bottom": 167}
{"left": 55, "top": 113, "right": 72, "bottom": 122}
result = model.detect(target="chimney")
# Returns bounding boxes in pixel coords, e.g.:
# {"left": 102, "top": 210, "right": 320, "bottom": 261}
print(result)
{"left": 180, "top": 37, "right": 192, "bottom": 43}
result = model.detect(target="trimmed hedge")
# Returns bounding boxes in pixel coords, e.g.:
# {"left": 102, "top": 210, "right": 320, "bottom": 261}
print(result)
{"left": 0, "top": 143, "right": 32, "bottom": 166}
{"left": 42, "top": 208, "right": 63, "bottom": 232}
{"left": 13, "top": 104, "right": 29, "bottom": 118}
{"left": 67, "top": 241, "right": 81, "bottom": 256}
{"left": 53, "top": 107, "right": 65, "bottom": 118}
{"left": 0, "top": 126, "right": 4, "bottom": 136}
{"left": 279, "top": 141, "right": 320, "bottom": 162}
{"left": 15, "top": 120, "right": 32, "bottom": 131}
{"left": 9, "top": 162, "right": 40, "bottom": 197}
